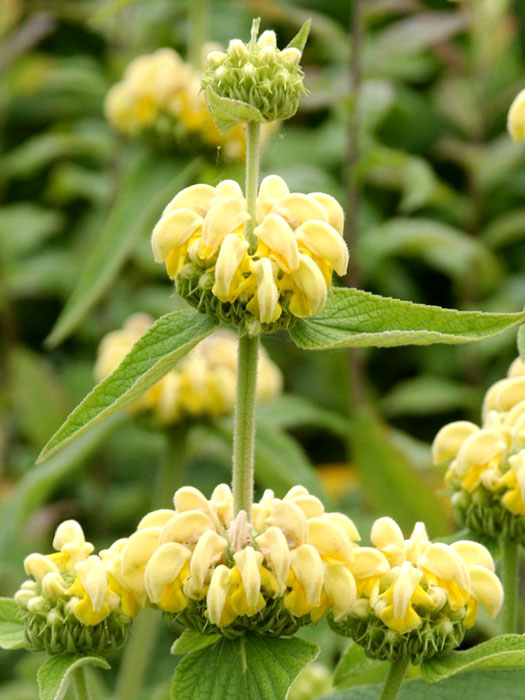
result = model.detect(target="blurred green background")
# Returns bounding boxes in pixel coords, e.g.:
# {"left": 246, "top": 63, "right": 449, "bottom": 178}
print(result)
{"left": 1, "top": 0, "right": 525, "bottom": 696}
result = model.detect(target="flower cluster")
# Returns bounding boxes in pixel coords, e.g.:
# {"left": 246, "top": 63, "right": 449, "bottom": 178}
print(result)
{"left": 152, "top": 177, "right": 348, "bottom": 334}
{"left": 95, "top": 315, "right": 282, "bottom": 422}
{"left": 202, "top": 28, "right": 306, "bottom": 124}
{"left": 15, "top": 521, "right": 135, "bottom": 654}
{"left": 433, "top": 358, "right": 525, "bottom": 542}
{"left": 104, "top": 48, "right": 272, "bottom": 160}
{"left": 99, "top": 484, "right": 361, "bottom": 638}
{"left": 329, "top": 517, "right": 502, "bottom": 663}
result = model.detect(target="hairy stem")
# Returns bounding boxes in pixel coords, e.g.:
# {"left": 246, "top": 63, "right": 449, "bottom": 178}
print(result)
{"left": 232, "top": 333, "right": 259, "bottom": 518}
{"left": 378, "top": 657, "right": 409, "bottom": 700}
{"left": 188, "top": 0, "right": 208, "bottom": 71}
{"left": 245, "top": 121, "right": 261, "bottom": 253}
{"left": 501, "top": 537, "right": 519, "bottom": 634}
{"left": 73, "top": 668, "right": 91, "bottom": 700}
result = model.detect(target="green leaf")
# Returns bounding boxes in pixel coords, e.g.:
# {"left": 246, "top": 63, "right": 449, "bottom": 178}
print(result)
{"left": 349, "top": 410, "right": 449, "bottom": 537}
{"left": 0, "top": 598, "right": 26, "bottom": 650}
{"left": 381, "top": 375, "right": 477, "bottom": 417}
{"left": 333, "top": 642, "right": 388, "bottom": 689}
{"left": 37, "top": 310, "right": 217, "bottom": 463}
{"left": 0, "top": 203, "right": 64, "bottom": 260}
{"left": 285, "top": 18, "right": 311, "bottom": 53}
{"left": 518, "top": 324, "right": 525, "bottom": 362}
{"left": 255, "top": 395, "right": 348, "bottom": 437}
{"left": 171, "top": 634, "right": 319, "bottom": 700}
{"left": 0, "top": 414, "right": 127, "bottom": 556}
{"left": 318, "top": 670, "right": 525, "bottom": 699}
{"left": 46, "top": 154, "right": 201, "bottom": 347}
{"left": 205, "top": 87, "right": 264, "bottom": 133}
{"left": 421, "top": 635, "right": 525, "bottom": 682}
{"left": 171, "top": 630, "right": 221, "bottom": 655}
{"left": 37, "top": 655, "right": 110, "bottom": 700}
{"left": 290, "top": 288, "right": 525, "bottom": 350}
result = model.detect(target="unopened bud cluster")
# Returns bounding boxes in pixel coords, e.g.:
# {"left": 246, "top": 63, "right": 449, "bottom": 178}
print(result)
{"left": 95, "top": 317, "right": 282, "bottom": 422}
{"left": 433, "top": 358, "right": 525, "bottom": 543}
{"left": 328, "top": 517, "right": 502, "bottom": 664}
{"left": 15, "top": 521, "right": 135, "bottom": 654}
{"left": 202, "top": 28, "right": 306, "bottom": 123}
{"left": 104, "top": 48, "right": 273, "bottom": 160}
{"left": 152, "top": 177, "right": 348, "bottom": 335}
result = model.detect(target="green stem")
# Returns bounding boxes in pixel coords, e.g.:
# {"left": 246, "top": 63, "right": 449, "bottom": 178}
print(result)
{"left": 501, "top": 537, "right": 519, "bottom": 634}
{"left": 232, "top": 333, "right": 259, "bottom": 518}
{"left": 245, "top": 121, "right": 261, "bottom": 253}
{"left": 114, "top": 427, "right": 188, "bottom": 700}
{"left": 378, "top": 657, "right": 409, "bottom": 700}
{"left": 188, "top": 0, "right": 208, "bottom": 71}
{"left": 73, "top": 668, "right": 91, "bottom": 700}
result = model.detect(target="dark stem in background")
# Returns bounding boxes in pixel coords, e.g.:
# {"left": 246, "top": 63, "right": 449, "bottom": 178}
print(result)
{"left": 114, "top": 425, "right": 188, "bottom": 700}
{"left": 345, "top": 0, "right": 365, "bottom": 408}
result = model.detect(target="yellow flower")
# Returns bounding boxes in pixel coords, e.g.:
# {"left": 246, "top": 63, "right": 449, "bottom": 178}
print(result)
{"left": 508, "top": 88, "right": 525, "bottom": 142}
{"left": 67, "top": 555, "right": 120, "bottom": 626}
{"left": 482, "top": 376, "right": 525, "bottom": 419}
{"left": 151, "top": 176, "right": 347, "bottom": 328}
{"left": 453, "top": 429, "right": 506, "bottom": 492}
{"left": 432, "top": 421, "right": 479, "bottom": 465}
{"left": 376, "top": 561, "right": 434, "bottom": 634}
{"left": 284, "top": 544, "right": 324, "bottom": 618}
{"left": 144, "top": 542, "right": 192, "bottom": 612}
{"left": 499, "top": 451, "right": 525, "bottom": 515}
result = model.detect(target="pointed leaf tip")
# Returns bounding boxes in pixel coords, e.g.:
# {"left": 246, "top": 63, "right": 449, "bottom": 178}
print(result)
{"left": 286, "top": 19, "right": 311, "bottom": 53}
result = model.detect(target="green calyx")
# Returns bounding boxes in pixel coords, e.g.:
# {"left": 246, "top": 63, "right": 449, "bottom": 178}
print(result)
{"left": 176, "top": 272, "right": 297, "bottom": 337}
{"left": 202, "top": 19, "right": 309, "bottom": 130}
{"left": 452, "top": 485, "right": 525, "bottom": 545}
{"left": 328, "top": 611, "right": 466, "bottom": 665}
{"left": 164, "top": 597, "right": 311, "bottom": 640}
{"left": 21, "top": 600, "right": 131, "bottom": 655}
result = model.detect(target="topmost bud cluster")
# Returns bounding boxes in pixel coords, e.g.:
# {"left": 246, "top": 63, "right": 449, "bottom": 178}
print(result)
{"left": 202, "top": 20, "right": 308, "bottom": 125}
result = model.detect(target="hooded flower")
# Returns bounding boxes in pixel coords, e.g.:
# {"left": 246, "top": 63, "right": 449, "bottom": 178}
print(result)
{"left": 152, "top": 176, "right": 348, "bottom": 332}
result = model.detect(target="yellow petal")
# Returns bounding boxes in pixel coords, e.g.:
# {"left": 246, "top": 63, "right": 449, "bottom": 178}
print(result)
{"left": 266, "top": 500, "right": 307, "bottom": 546}
{"left": 255, "top": 526, "right": 290, "bottom": 588}
{"left": 370, "top": 517, "right": 404, "bottom": 552}
{"left": 289, "top": 494, "right": 324, "bottom": 519}
{"left": 380, "top": 602, "right": 421, "bottom": 634}
{"left": 53, "top": 520, "right": 86, "bottom": 551}
{"left": 419, "top": 543, "right": 469, "bottom": 591}
{"left": 188, "top": 531, "right": 228, "bottom": 595}
{"left": 324, "top": 513, "right": 361, "bottom": 542}
{"left": 250, "top": 258, "right": 280, "bottom": 323}
{"left": 160, "top": 510, "right": 215, "bottom": 545}
{"left": 351, "top": 548, "right": 390, "bottom": 579}
{"left": 233, "top": 547, "right": 263, "bottom": 610}
{"left": 155, "top": 371, "right": 182, "bottom": 423}
{"left": 450, "top": 541, "right": 495, "bottom": 572}
{"left": 41, "top": 572, "right": 67, "bottom": 598}
{"left": 214, "top": 179, "right": 244, "bottom": 199}
{"left": 323, "top": 564, "right": 356, "bottom": 621}
{"left": 289, "top": 545, "right": 324, "bottom": 607}
{"left": 508, "top": 88, "right": 525, "bottom": 142}
{"left": 455, "top": 430, "right": 506, "bottom": 477}
{"left": 206, "top": 564, "right": 232, "bottom": 626}
{"left": 307, "top": 518, "right": 353, "bottom": 564}
{"left": 272, "top": 194, "right": 327, "bottom": 229}
{"left": 295, "top": 220, "right": 349, "bottom": 276}
{"left": 284, "top": 486, "right": 309, "bottom": 499}
{"left": 256, "top": 175, "right": 289, "bottom": 222}
{"left": 24, "top": 554, "right": 60, "bottom": 580}
{"left": 289, "top": 255, "right": 327, "bottom": 317}
{"left": 144, "top": 542, "right": 191, "bottom": 603}
{"left": 310, "top": 193, "right": 344, "bottom": 234}
{"left": 432, "top": 421, "right": 479, "bottom": 464}
{"left": 200, "top": 197, "right": 250, "bottom": 258}
{"left": 163, "top": 183, "right": 216, "bottom": 217}
{"left": 210, "top": 483, "right": 234, "bottom": 527}
{"left": 468, "top": 566, "right": 503, "bottom": 618}
{"left": 151, "top": 209, "right": 203, "bottom": 263}
{"left": 392, "top": 561, "right": 422, "bottom": 619}
{"left": 74, "top": 556, "right": 108, "bottom": 612}
{"left": 213, "top": 233, "right": 249, "bottom": 301}
{"left": 509, "top": 358, "right": 525, "bottom": 378}
{"left": 254, "top": 214, "right": 299, "bottom": 273}
{"left": 494, "top": 377, "right": 525, "bottom": 413}
{"left": 138, "top": 509, "right": 177, "bottom": 530}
